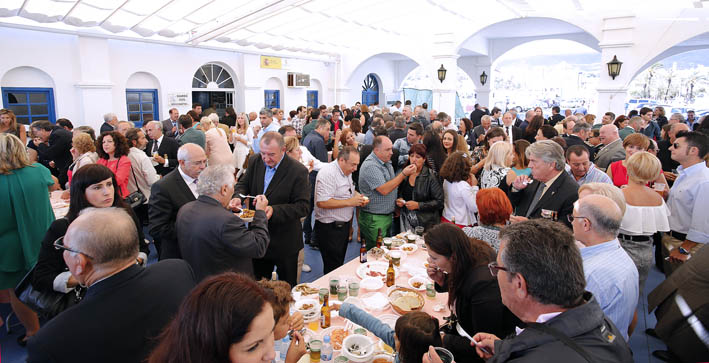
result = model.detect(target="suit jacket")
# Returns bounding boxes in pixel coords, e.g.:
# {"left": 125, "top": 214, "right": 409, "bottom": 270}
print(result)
{"left": 548, "top": 114, "right": 564, "bottom": 127}
{"left": 149, "top": 168, "right": 196, "bottom": 259}
{"left": 509, "top": 171, "right": 579, "bottom": 228}
{"left": 236, "top": 154, "right": 310, "bottom": 259}
{"left": 594, "top": 138, "right": 625, "bottom": 171}
{"left": 99, "top": 122, "right": 114, "bottom": 135}
{"left": 179, "top": 127, "right": 206, "bottom": 149}
{"left": 563, "top": 134, "right": 596, "bottom": 162}
{"left": 657, "top": 139, "right": 679, "bottom": 172}
{"left": 145, "top": 136, "right": 179, "bottom": 176}
{"left": 470, "top": 109, "right": 487, "bottom": 127}
{"left": 161, "top": 119, "right": 177, "bottom": 137}
{"left": 36, "top": 126, "right": 73, "bottom": 174}
{"left": 388, "top": 128, "right": 406, "bottom": 142}
{"left": 177, "top": 195, "right": 270, "bottom": 281}
{"left": 648, "top": 245, "right": 709, "bottom": 362}
{"left": 27, "top": 261, "right": 196, "bottom": 363}
{"left": 501, "top": 125, "right": 524, "bottom": 142}
{"left": 472, "top": 125, "right": 492, "bottom": 143}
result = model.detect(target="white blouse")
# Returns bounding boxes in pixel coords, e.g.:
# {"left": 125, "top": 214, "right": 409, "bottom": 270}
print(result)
{"left": 442, "top": 180, "right": 479, "bottom": 226}
{"left": 619, "top": 201, "right": 671, "bottom": 236}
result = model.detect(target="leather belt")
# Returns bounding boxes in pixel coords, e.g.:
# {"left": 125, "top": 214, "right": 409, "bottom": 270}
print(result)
{"left": 618, "top": 233, "right": 652, "bottom": 242}
{"left": 669, "top": 230, "right": 687, "bottom": 241}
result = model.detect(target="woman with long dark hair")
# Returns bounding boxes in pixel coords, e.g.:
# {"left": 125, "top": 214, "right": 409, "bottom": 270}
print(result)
{"left": 425, "top": 223, "right": 516, "bottom": 363}
{"left": 149, "top": 273, "right": 279, "bottom": 363}
{"left": 96, "top": 131, "right": 132, "bottom": 198}
{"left": 442, "top": 129, "right": 459, "bottom": 157}
{"left": 523, "top": 115, "right": 544, "bottom": 144}
{"left": 422, "top": 130, "right": 447, "bottom": 174}
{"left": 33, "top": 164, "right": 148, "bottom": 297}
{"left": 396, "top": 144, "right": 444, "bottom": 231}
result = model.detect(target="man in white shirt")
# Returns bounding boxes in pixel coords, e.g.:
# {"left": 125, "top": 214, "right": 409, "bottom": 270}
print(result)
{"left": 390, "top": 100, "right": 402, "bottom": 113}
{"left": 439, "top": 112, "right": 457, "bottom": 131}
{"left": 501, "top": 112, "right": 523, "bottom": 143}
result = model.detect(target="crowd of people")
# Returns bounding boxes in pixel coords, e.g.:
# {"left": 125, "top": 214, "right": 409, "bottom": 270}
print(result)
{"left": 0, "top": 99, "right": 708, "bottom": 362}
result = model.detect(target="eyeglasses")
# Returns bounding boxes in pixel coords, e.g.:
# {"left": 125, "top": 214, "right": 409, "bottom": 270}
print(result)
{"left": 567, "top": 215, "right": 588, "bottom": 223}
{"left": 53, "top": 237, "right": 94, "bottom": 259}
{"left": 488, "top": 261, "right": 508, "bottom": 277}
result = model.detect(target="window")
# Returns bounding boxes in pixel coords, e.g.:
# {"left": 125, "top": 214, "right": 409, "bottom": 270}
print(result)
{"left": 1, "top": 87, "right": 55, "bottom": 124}
{"left": 193, "top": 63, "right": 234, "bottom": 89}
{"left": 265, "top": 90, "right": 280, "bottom": 109}
{"left": 362, "top": 73, "right": 379, "bottom": 106}
{"left": 126, "top": 89, "right": 158, "bottom": 127}
{"left": 307, "top": 90, "right": 318, "bottom": 108}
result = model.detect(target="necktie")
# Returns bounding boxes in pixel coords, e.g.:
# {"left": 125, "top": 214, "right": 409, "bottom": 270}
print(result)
{"left": 152, "top": 141, "right": 159, "bottom": 154}
{"left": 506, "top": 126, "right": 510, "bottom": 139}
{"left": 525, "top": 182, "right": 546, "bottom": 217}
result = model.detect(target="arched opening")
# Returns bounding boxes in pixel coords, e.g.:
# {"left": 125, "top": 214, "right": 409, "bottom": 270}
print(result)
{"left": 307, "top": 79, "right": 323, "bottom": 108}
{"left": 400, "top": 66, "right": 477, "bottom": 118}
{"left": 126, "top": 72, "right": 161, "bottom": 126}
{"left": 1, "top": 66, "right": 56, "bottom": 124}
{"left": 191, "top": 62, "right": 237, "bottom": 117}
{"left": 344, "top": 52, "right": 420, "bottom": 106}
{"left": 264, "top": 77, "right": 284, "bottom": 109}
{"left": 362, "top": 73, "right": 379, "bottom": 106}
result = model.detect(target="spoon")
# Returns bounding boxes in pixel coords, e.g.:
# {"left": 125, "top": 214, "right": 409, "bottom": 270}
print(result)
{"left": 239, "top": 193, "right": 259, "bottom": 199}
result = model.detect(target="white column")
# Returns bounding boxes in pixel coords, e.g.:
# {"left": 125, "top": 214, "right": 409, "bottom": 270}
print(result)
{"left": 596, "top": 16, "right": 635, "bottom": 116}
{"left": 74, "top": 36, "right": 114, "bottom": 130}
{"left": 242, "top": 54, "right": 263, "bottom": 111}
{"left": 458, "top": 56, "right": 492, "bottom": 109}
{"left": 431, "top": 33, "right": 458, "bottom": 117}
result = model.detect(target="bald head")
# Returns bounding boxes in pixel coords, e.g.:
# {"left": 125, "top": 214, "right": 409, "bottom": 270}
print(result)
{"left": 599, "top": 124, "right": 619, "bottom": 144}
{"left": 525, "top": 110, "right": 534, "bottom": 121}
{"left": 177, "top": 143, "right": 205, "bottom": 161}
{"left": 576, "top": 195, "right": 622, "bottom": 240}
{"left": 66, "top": 207, "right": 139, "bottom": 267}
{"left": 670, "top": 123, "right": 689, "bottom": 142}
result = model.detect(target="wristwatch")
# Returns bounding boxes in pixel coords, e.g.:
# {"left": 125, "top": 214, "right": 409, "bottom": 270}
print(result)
{"left": 678, "top": 246, "right": 690, "bottom": 255}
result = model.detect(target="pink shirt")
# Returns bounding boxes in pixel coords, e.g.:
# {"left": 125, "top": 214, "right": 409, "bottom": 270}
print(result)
{"left": 97, "top": 156, "right": 131, "bottom": 197}
{"left": 205, "top": 127, "right": 233, "bottom": 166}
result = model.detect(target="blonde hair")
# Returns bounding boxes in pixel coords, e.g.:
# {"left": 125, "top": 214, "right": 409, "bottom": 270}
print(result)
{"left": 200, "top": 116, "right": 214, "bottom": 130}
{"left": 622, "top": 133, "right": 650, "bottom": 150}
{"left": 578, "top": 182, "right": 627, "bottom": 215}
{"left": 284, "top": 135, "right": 300, "bottom": 154}
{"left": 484, "top": 140, "right": 513, "bottom": 171}
{"left": 626, "top": 151, "right": 661, "bottom": 184}
{"left": 72, "top": 132, "right": 96, "bottom": 154}
{"left": 0, "top": 134, "right": 32, "bottom": 174}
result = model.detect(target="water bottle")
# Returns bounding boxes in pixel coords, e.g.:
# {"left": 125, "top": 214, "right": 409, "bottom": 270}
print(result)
{"left": 280, "top": 336, "right": 290, "bottom": 361}
{"left": 273, "top": 338, "right": 282, "bottom": 362}
{"left": 321, "top": 335, "right": 333, "bottom": 362}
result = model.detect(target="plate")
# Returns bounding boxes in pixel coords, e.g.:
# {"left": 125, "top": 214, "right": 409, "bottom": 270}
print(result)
{"left": 237, "top": 209, "right": 255, "bottom": 222}
{"left": 292, "top": 283, "right": 319, "bottom": 297}
{"left": 377, "top": 314, "right": 399, "bottom": 329}
{"left": 400, "top": 243, "right": 418, "bottom": 254}
{"left": 295, "top": 298, "right": 319, "bottom": 320}
{"left": 359, "top": 277, "right": 384, "bottom": 291}
{"left": 388, "top": 287, "right": 425, "bottom": 315}
{"left": 360, "top": 292, "right": 390, "bottom": 312}
{"left": 408, "top": 275, "right": 430, "bottom": 291}
{"left": 356, "top": 261, "right": 399, "bottom": 280}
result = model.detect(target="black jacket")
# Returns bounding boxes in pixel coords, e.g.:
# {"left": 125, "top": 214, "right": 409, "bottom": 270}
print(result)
{"left": 657, "top": 139, "right": 679, "bottom": 172}
{"left": 149, "top": 168, "right": 196, "bottom": 259}
{"left": 437, "top": 265, "right": 518, "bottom": 363}
{"left": 145, "top": 136, "right": 179, "bottom": 176}
{"left": 99, "top": 122, "right": 114, "bottom": 135}
{"left": 36, "top": 126, "right": 73, "bottom": 174}
{"left": 388, "top": 128, "right": 406, "bottom": 142}
{"left": 548, "top": 114, "right": 564, "bottom": 127}
{"left": 509, "top": 171, "right": 579, "bottom": 228}
{"left": 397, "top": 166, "right": 443, "bottom": 229}
{"left": 563, "top": 135, "right": 596, "bottom": 162}
{"left": 177, "top": 195, "right": 270, "bottom": 281}
{"left": 490, "top": 293, "right": 633, "bottom": 362}
{"left": 470, "top": 109, "right": 488, "bottom": 127}
{"left": 33, "top": 211, "right": 147, "bottom": 294}
{"left": 27, "top": 261, "right": 196, "bottom": 363}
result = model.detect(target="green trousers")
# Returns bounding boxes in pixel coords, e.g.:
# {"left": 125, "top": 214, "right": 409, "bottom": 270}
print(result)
{"left": 358, "top": 211, "right": 392, "bottom": 250}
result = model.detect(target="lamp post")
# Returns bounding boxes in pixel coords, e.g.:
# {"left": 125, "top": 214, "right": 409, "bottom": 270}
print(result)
{"left": 607, "top": 55, "right": 622, "bottom": 80}
{"left": 480, "top": 71, "right": 488, "bottom": 86}
{"left": 437, "top": 64, "right": 447, "bottom": 83}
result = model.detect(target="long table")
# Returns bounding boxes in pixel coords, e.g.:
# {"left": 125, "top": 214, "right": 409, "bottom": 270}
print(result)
{"left": 50, "top": 190, "right": 69, "bottom": 219}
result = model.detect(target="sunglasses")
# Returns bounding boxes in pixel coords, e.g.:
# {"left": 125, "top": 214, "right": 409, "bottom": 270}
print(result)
{"left": 53, "top": 236, "right": 94, "bottom": 260}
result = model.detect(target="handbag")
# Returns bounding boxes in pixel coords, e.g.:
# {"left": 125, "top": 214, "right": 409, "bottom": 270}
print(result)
{"left": 124, "top": 159, "right": 147, "bottom": 209}
{"left": 15, "top": 264, "right": 85, "bottom": 320}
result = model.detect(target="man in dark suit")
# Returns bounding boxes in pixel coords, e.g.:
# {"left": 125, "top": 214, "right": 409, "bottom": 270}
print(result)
{"left": 145, "top": 120, "right": 179, "bottom": 176}
{"left": 149, "top": 143, "right": 206, "bottom": 259}
{"left": 501, "top": 111, "right": 524, "bottom": 143}
{"left": 178, "top": 164, "right": 270, "bottom": 281}
{"left": 27, "top": 207, "right": 196, "bottom": 363}
{"left": 563, "top": 122, "right": 595, "bottom": 161}
{"left": 100, "top": 112, "right": 118, "bottom": 134}
{"left": 31, "top": 120, "right": 73, "bottom": 187}
{"left": 302, "top": 119, "right": 330, "bottom": 247}
{"left": 472, "top": 115, "right": 493, "bottom": 148}
{"left": 234, "top": 132, "right": 310, "bottom": 286}
{"left": 469, "top": 103, "right": 488, "bottom": 128}
{"left": 547, "top": 106, "right": 565, "bottom": 126}
{"left": 162, "top": 108, "right": 180, "bottom": 137}
{"left": 509, "top": 140, "right": 579, "bottom": 228}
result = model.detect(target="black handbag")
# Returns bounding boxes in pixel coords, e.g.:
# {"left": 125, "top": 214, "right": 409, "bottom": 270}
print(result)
{"left": 15, "top": 265, "right": 85, "bottom": 320}
{"left": 124, "top": 159, "right": 147, "bottom": 209}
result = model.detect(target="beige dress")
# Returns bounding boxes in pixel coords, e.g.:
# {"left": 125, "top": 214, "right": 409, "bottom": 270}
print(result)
{"left": 205, "top": 127, "right": 232, "bottom": 166}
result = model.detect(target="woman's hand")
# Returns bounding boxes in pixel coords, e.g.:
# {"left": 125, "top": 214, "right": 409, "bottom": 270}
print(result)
{"left": 426, "top": 259, "right": 445, "bottom": 286}
{"left": 396, "top": 198, "right": 405, "bottom": 208}
{"left": 405, "top": 201, "right": 419, "bottom": 210}
{"left": 285, "top": 331, "right": 307, "bottom": 363}
{"left": 288, "top": 311, "right": 304, "bottom": 332}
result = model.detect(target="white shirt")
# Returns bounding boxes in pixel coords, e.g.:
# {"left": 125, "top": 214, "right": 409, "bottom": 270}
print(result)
{"left": 667, "top": 161, "right": 709, "bottom": 243}
{"left": 300, "top": 146, "right": 324, "bottom": 172}
{"left": 127, "top": 147, "right": 160, "bottom": 201}
{"left": 442, "top": 180, "right": 479, "bottom": 226}
{"left": 502, "top": 124, "right": 514, "bottom": 143}
{"left": 178, "top": 166, "right": 199, "bottom": 199}
{"left": 314, "top": 161, "right": 355, "bottom": 223}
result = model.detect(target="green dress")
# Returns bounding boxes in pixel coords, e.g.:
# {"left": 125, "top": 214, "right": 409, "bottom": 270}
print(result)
{"left": 0, "top": 163, "right": 55, "bottom": 289}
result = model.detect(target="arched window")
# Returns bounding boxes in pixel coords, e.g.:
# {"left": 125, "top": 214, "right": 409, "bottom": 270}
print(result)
{"left": 192, "top": 63, "right": 234, "bottom": 89}
{"left": 362, "top": 73, "right": 379, "bottom": 105}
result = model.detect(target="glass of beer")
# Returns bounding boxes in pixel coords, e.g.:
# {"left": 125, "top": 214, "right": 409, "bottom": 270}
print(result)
{"left": 653, "top": 183, "right": 665, "bottom": 196}
{"left": 309, "top": 340, "right": 322, "bottom": 363}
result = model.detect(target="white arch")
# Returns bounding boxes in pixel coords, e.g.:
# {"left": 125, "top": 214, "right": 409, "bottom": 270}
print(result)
{"left": 126, "top": 71, "right": 161, "bottom": 89}
{"left": 630, "top": 31, "right": 709, "bottom": 82}
{"left": 344, "top": 52, "right": 422, "bottom": 87}
{"left": 191, "top": 61, "right": 239, "bottom": 89}
{"left": 1, "top": 66, "right": 55, "bottom": 88}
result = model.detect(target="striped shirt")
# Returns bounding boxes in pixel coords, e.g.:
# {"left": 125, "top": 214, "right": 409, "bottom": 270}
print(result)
{"left": 359, "top": 153, "right": 397, "bottom": 215}
{"left": 565, "top": 163, "right": 612, "bottom": 185}
{"left": 314, "top": 161, "right": 355, "bottom": 223}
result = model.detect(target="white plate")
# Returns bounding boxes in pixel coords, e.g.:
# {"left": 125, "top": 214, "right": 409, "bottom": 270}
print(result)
{"left": 360, "top": 292, "right": 390, "bottom": 312}
{"left": 359, "top": 277, "right": 384, "bottom": 291}
{"left": 356, "top": 261, "right": 399, "bottom": 280}
{"left": 408, "top": 275, "right": 431, "bottom": 291}
{"left": 237, "top": 210, "right": 254, "bottom": 222}
{"left": 377, "top": 314, "right": 399, "bottom": 329}
{"left": 291, "top": 283, "right": 319, "bottom": 297}
{"left": 400, "top": 243, "right": 418, "bottom": 254}
{"left": 295, "top": 298, "right": 319, "bottom": 320}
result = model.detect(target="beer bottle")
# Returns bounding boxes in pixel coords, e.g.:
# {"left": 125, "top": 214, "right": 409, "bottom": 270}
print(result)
{"left": 386, "top": 259, "right": 395, "bottom": 287}
{"left": 360, "top": 239, "right": 367, "bottom": 263}
{"left": 375, "top": 228, "right": 383, "bottom": 249}
{"left": 320, "top": 293, "right": 331, "bottom": 328}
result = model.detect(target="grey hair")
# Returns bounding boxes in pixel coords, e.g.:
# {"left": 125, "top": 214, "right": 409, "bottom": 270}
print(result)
{"left": 572, "top": 122, "right": 591, "bottom": 134}
{"left": 316, "top": 118, "right": 330, "bottom": 130}
{"left": 403, "top": 105, "right": 412, "bottom": 112}
{"left": 208, "top": 113, "right": 219, "bottom": 123}
{"left": 481, "top": 115, "right": 492, "bottom": 123}
{"left": 629, "top": 116, "right": 643, "bottom": 127}
{"left": 103, "top": 113, "right": 117, "bottom": 123}
{"left": 338, "top": 145, "right": 359, "bottom": 162}
{"left": 577, "top": 182, "right": 627, "bottom": 215}
{"left": 417, "top": 108, "right": 426, "bottom": 117}
{"left": 147, "top": 120, "right": 162, "bottom": 129}
{"left": 577, "top": 197, "right": 622, "bottom": 237}
{"left": 177, "top": 143, "right": 204, "bottom": 161}
{"left": 670, "top": 112, "right": 685, "bottom": 123}
{"left": 394, "top": 116, "right": 406, "bottom": 129}
{"left": 526, "top": 140, "right": 565, "bottom": 171}
{"left": 118, "top": 120, "right": 134, "bottom": 128}
{"left": 261, "top": 131, "right": 284, "bottom": 148}
{"left": 499, "top": 219, "right": 585, "bottom": 308}
{"left": 259, "top": 107, "right": 273, "bottom": 118}
{"left": 72, "top": 207, "right": 138, "bottom": 266}
{"left": 196, "top": 164, "right": 235, "bottom": 196}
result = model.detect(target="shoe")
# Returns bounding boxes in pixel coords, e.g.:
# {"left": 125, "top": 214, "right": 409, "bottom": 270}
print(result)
{"left": 302, "top": 264, "right": 312, "bottom": 273}
{"left": 652, "top": 350, "right": 679, "bottom": 362}
{"left": 645, "top": 328, "right": 659, "bottom": 339}
{"left": 17, "top": 334, "right": 29, "bottom": 347}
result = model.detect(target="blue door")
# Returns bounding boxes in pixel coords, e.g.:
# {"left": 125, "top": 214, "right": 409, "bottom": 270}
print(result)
{"left": 361, "top": 74, "right": 379, "bottom": 105}
{"left": 307, "top": 90, "right": 318, "bottom": 108}
{"left": 1, "top": 87, "right": 55, "bottom": 124}
{"left": 265, "top": 90, "right": 280, "bottom": 109}
{"left": 126, "top": 89, "right": 159, "bottom": 127}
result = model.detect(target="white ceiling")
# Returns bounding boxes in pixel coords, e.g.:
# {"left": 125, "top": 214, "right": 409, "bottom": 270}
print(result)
{"left": 0, "top": 0, "right": 702, "bottom": 57}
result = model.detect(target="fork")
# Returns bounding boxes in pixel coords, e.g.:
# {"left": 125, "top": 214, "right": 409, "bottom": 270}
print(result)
{"left": 239, "top": 193, "right": 259, "bottom": 199}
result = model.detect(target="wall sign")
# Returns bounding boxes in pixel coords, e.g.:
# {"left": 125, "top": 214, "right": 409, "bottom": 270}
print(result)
{"left": 261, "top": 56, "right": 282, "bottom": 69}
{"left": 168, "top": 92, "right": 189, "bottom": 106}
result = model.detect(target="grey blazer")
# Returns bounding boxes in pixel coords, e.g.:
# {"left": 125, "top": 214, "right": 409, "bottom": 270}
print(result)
{"left": 594, "top": 138, "right": 625, "bottom": 171}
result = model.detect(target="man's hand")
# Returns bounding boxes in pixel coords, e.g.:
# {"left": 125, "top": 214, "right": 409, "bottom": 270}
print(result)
{"left": 396, "top": 198, "right": 405, "bottom": 208}
{"left": 509, "top": 215, "right": 528, "bottom": 224}
{"left": 49, "top": 161, "right": 56, "bottom": 168}
{"left": 669, "top": 248, "right": 689, "bottom": 263}
{"left": 350, "top": 192, "right": 367, "bottom": 207}
{"left": 228, "top": 198, "right": 242, "bottom": 211}
{"left": 664, "top": 172, "right": 677, "bottom": 182}
{"left": 284, "top": 331, "right": 307, "bottom": 363}
{"left": 402, "top": 164, "right": 417, "bottom": 177}
{"left": 472, "top": 332, "right": 499, "bottom": 360}
{"left": 405, "top": 200, "right": 420, "bottom": 210}
{"left": 254, "top": 195, "right": 269, "bottom": 211}
{"left": 288, "top": 311, "right": 304, "bottom": 331}
{"left": 265, "top": 206, "right": 274, "bottom": 219}
{"left": 512, "top": 174, "right": 532, "bottom": 190}
{"left": 154, "top": 155, "right": 166, "bottom": 164}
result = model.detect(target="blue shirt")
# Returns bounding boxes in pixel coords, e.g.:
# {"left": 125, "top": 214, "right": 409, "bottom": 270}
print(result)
{"left": 364, "top": 129, "right": 375, "bottom": 145}
{"left": 564, "top": 163, "right": 612, "bottom": 185}
{"left": 263, "top": 154, "right": 284, "bottom": 194}
{"left": 340, "top": 303, "right": 398, "bottom": 363}
{"left": 252, "top": 122, "right": 280, "bottom": 154}
{"left": 580, "top": 238, "right": 638, "bottom": 341}
{"left": 668, "top": 161, "right": 709, "bottom": 243}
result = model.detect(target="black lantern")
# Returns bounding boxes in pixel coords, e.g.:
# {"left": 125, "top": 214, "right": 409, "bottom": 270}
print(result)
{"left": 606, "top": 55, "right": 622, "bottom": 80}
{"left": 437, "top": 64, "right": 447, "bottom": 83}
{"left": 480, "top": 71, "right": 488, "bottom": 86}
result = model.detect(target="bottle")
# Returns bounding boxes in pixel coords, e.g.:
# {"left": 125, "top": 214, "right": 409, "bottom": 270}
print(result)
{"left": 386, "top": 259, "right": 395, "bottom": 287}
{"left": 271, "top": 271, "right": 278, "bottom": 281}
{"left": 320, "top": 293, "right": 331, "bottom": 329}
{"left": 321, "top": 335, "right": 333, "bottom": 362}
{"left": 274, "top": 338, "right": 282, "bottom": 362}
{"left": 375, "top": 228, "right": 383, "bottom": 249}
{"left": 359, "top": 239, "right": 367, "bottom": 263}
{"left": 280, "top": 336, "right": 289, "bottom": 361}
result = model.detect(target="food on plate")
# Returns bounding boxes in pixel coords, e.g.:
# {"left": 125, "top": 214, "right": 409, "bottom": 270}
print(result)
{"left": 331, "top": 328, "right": 349, "bottom": 350}
{"left": 300, "top": 303, "right": 314, "bottom": 310}
{"left": 392, "top": 293, "right": 423, "bottom": 311}
{"left": 373, "top": 358, "right": 391, "bottom": 363}
{"left": 367, "top": 247, "right": 384, "bottom": 259}
{"left": 240, "top": 209, "right": 255, "bottom": 219}
{"left": 366, "top": 269, "right": 384, "bottom": 277}
{"left": 347, "top": 344, "right": 366, "bottom": 356}
{"left": 402, "top": 246, "right": 414, "bottom": 252}
{"left": 294, "top": 284, "right": 319, "bottom": 295}
{"left": 411, "top": 281, "right": 423, "bottom": 289}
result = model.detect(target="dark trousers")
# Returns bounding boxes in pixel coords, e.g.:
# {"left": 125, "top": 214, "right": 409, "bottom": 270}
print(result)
{"left": 303, "top": 172, "right": 317, "bottom": 242}
{"left": 253, "top": 252, "right": 300, "bottom": 287}
{"left": 316, "top": 220, "right": 352, "bottom": 275}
